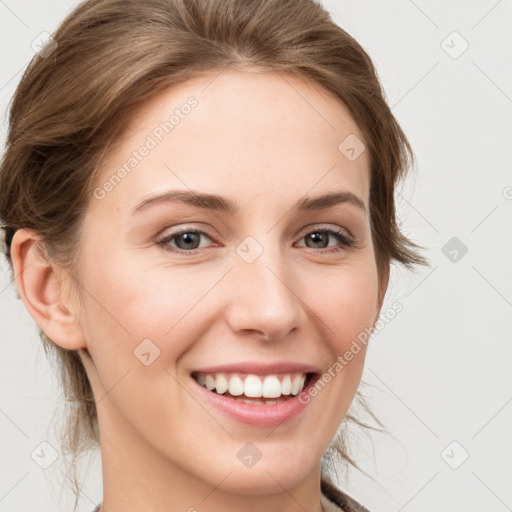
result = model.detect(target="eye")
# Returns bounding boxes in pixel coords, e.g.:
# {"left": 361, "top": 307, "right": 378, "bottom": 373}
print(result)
{"left": 156, "top": 225, "right": 356, "bottom": 255}
{"left": 157, "top": 228, "right": 214, "bottom": 254}
{"left": 295, "top": 226, "right": 356, "bottom": 254}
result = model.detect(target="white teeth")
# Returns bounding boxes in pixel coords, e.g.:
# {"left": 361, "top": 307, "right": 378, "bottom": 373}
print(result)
{"left": 194, "top": 372, "right": 309, "bottom": 398}
{"left": 205, "top": 374, "right": 215, "bottom": 391}
{"left": 281, "top": 375, "right": 292, "bottom": 395}
{"left": 291, "top": 374, "right": 306, "bottom": 395}
{"left": 215, "top": 373, "right": 229, "bottom": 394}
{"left": 244, "top": 374, "right": 263, "bottom": 397}
{"left": 262, "top": 375, "right": 282, "bottom": 398}
{"left": 228, "top": 375, "right": 244, "bottom": 396}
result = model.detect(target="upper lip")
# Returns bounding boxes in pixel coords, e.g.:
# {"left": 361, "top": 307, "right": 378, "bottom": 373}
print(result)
{"left": 191, "top": 361, "right": 321, "bottom": 375}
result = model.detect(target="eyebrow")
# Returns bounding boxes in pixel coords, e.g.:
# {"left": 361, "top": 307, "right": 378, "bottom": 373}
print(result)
{"left": 131, "top": 189, "right": 367, "bottom": 216}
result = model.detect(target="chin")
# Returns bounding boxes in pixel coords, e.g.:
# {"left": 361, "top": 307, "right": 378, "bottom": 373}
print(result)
{"left": 201, "top": 453, "right": 315, "bottom": 495}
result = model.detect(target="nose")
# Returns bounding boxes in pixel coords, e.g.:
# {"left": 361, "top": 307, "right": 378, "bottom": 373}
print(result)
{"left": 223, "top": 244, "right": 306, "bottom": 342}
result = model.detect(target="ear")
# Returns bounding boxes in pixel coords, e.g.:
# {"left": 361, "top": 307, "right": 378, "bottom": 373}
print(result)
{"left": 10, "top": 228, "right": 87, "bottom": 351}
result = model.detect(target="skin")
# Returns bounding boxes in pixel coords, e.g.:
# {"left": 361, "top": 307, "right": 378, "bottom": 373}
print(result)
{"left": 12, "top": 67, "right": 388, "bottom": 512}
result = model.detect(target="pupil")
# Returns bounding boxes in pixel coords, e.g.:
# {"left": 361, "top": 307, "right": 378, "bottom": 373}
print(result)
{"left": 178, "top": 232, "right": 199, "bottom": 249}
{"left": 308, "top": 232, "right": 326, "bottom": 248}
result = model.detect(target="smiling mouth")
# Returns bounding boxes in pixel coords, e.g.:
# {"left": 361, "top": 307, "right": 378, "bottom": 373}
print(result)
{"left": 191, "top": 371, "right": 316, "bottom": 405}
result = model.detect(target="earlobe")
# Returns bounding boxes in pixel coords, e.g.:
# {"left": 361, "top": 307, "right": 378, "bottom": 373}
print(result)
{"left": 10, "top": 228, "right": 87, "bottom": 351}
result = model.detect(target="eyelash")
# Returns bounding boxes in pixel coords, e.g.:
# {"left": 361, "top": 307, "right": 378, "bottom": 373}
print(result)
{"left": 156, "top": 226, "right": 356, "bottom": 256}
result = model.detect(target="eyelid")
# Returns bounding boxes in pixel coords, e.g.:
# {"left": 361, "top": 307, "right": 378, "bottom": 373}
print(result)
{"left": 296, "top": 222, "right": 353, "bottom": 239}
{"left": 157, "top": 223, "right": 216, "bottom": 241}
{"left": 157, "top": 226, "right": 216, "bottom": 247}
{"left": 159, "top": 222, "right": 354, "bottom": 239}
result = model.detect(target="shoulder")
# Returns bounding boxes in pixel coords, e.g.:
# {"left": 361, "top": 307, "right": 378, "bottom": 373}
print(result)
{"left": 321, "top": 473, "right": 372, "bottom": 512}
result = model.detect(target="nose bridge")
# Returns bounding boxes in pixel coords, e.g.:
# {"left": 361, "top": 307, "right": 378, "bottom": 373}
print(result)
{"left": 226, "top": 235, "right": 304, "bottom": 339}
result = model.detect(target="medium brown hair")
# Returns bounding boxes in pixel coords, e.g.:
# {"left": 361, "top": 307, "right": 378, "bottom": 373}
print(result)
{"left": 0, "top": 0, "right": 428, "bottom": 509}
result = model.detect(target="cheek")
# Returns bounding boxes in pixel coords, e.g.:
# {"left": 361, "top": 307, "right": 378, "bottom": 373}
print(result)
{"left": 293, "top": 263, "right": 378, "bottom": 450}
{"left": 77, "top": 258, "right": 206, "bottom": 437}
{"left": 306, "top": 262, "right": 379, "bottom": 351}
{"left": 79, "top": 252, "right": 223, "bottom": 366}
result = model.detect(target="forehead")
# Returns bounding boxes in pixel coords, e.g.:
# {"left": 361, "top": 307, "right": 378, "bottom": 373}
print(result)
{"left": 92, "top": 67, "right": 370, "bottom": 216}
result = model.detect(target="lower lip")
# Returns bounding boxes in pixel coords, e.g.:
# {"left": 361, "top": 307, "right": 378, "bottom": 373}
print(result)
{"left": 190, "top": 374, "right": 317, "bottom": 427}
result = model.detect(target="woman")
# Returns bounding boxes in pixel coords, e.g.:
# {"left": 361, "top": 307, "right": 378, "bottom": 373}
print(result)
{"left": 0, "top": 0, "right": 428, "bottom": 511}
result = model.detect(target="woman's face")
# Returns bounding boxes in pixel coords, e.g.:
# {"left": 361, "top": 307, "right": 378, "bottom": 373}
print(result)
{"left": 74, "top": 68, "right": 384, "bottom": 495}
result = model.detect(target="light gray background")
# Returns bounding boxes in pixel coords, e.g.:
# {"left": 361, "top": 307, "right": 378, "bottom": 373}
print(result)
{"left": 1, "top": 1, "right": 511, "bottom": 511}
